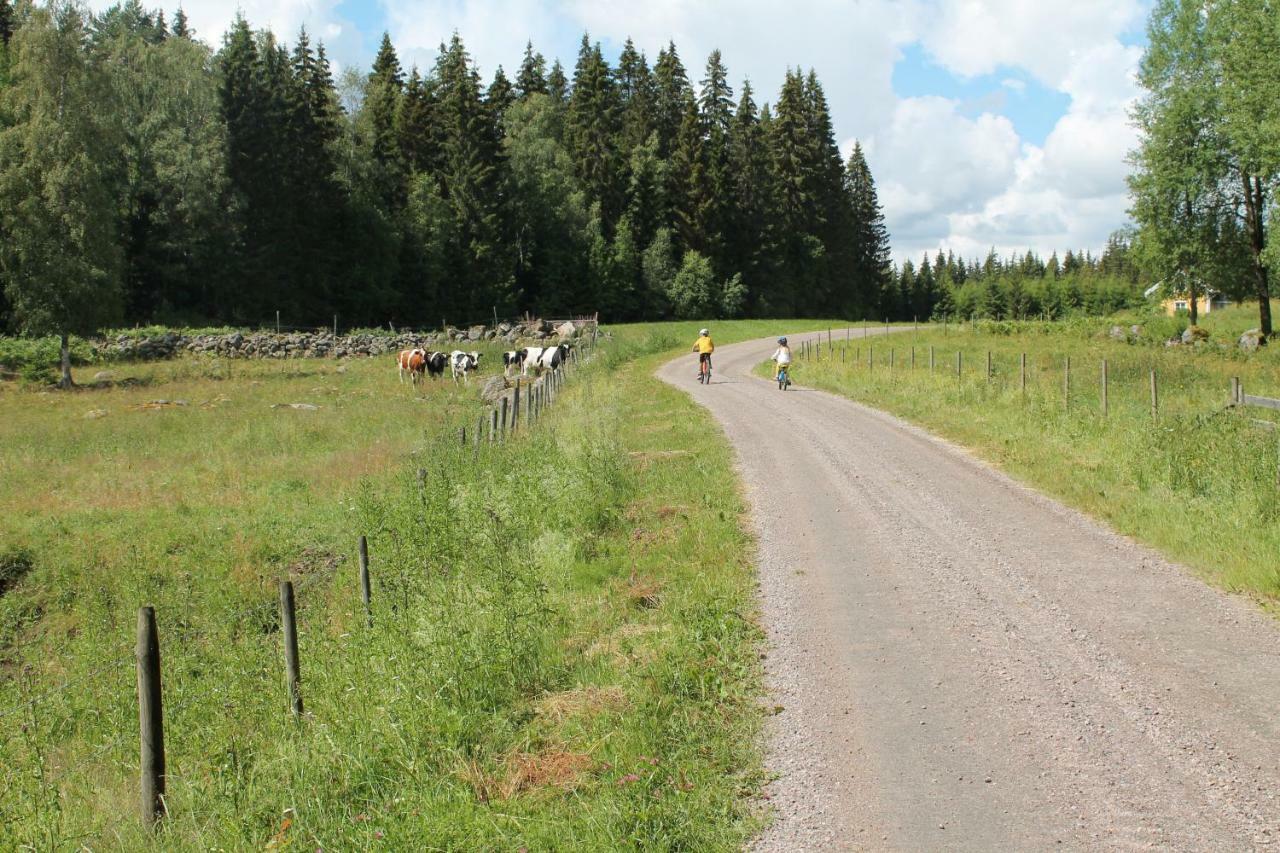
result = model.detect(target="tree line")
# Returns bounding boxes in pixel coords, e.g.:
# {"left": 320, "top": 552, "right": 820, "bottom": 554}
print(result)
{"left": 883, "top": 233, "right": 1143, "bottom": 322}
{"left": 1129, "top": 0, "right": 1277, "bottom": 336}
{"left": 0, "top": 0, "right": 896, "bottom": 356}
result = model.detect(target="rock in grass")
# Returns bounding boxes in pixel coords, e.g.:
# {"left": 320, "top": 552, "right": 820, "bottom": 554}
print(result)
{"left": 271, "top": 402, "right": 319, "bottom": 411}
{"left": 480, "top": 375, "right": 508, "bottom": 404}
{"left": 91, "top": 370, "right": 115, "bottom": 383}
{"left": 1182, "top": 325, "right": 1210, "bottom": 345}
{"left": 84, "top": 409, "right": 108, "bottom": 419}
{"left": 1239, "top": 329, "right": 1264, "bottom": 352}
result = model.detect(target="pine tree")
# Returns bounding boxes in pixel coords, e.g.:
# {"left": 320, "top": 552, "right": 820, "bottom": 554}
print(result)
{"left": 431, "top": 33, "right": 513, "bottom": 317}
{"left": 844, "top": 142, "right": 891, "bottom": 319}
{"left": 668, "top": 92, "right": 704, "bottom": 256}
{"left": 486, "top": 65, "right": 513, "bottom": 130}
{"left": 547, "top": 58, "right": 568, "bottom": 105}
{"left": 616, "top": 38, "right": 654, "bottom": 153}
{"left": 366, "top": 32, "right": 404, "bottom": 209}
{"left": 695, "top": 49, "right": 733, "bottom": 275}
{"left": 515, "top": 41, "right": 546, "bottom": 98}
{"left": 566, "top": 35, "right": 621, "bottom": 227}
{"left": 0, "top": 3, "right": 123, "bottom": 385}
{"left": 398, "top": 67, "right": 437, "bottom": 175}
{"left": 170, "top": 6, "right": 188, "bottom": 39}
{"left": 652, "top": 42, "right": 690, "bottom": 158}
{"left": 726, "top": 80, "right": 776, "bottom": 311}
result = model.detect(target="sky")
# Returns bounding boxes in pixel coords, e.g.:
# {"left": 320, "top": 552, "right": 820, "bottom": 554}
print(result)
{"left": 138, "top": 0, "right": 1152, "bottom": 265}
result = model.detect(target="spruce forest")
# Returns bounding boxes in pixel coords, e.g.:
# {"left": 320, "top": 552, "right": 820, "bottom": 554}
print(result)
{"left": 0, "top": 1, "right": 1144, "bottom": 336}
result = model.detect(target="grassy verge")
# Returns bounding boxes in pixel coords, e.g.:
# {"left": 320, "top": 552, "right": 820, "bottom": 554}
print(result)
{"left": 0, "top": 320, "right": 836, "bottom": 848}
{"left": 764, "top": 318, "right": 1280, "bottom": 603}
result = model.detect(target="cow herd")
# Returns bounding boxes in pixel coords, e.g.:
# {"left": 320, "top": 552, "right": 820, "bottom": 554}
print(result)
{"left": 396, "top": 343, "right": 574, "bottom": 387}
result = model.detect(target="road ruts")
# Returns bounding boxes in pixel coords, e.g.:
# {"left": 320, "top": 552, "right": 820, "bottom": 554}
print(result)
{"left": 657, "top": 329, "right": 1280, "bottom": 851}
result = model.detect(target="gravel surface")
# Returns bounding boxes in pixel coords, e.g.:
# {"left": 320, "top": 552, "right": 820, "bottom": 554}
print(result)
{"left": 657, "top": 329, "right": 1280, "bottom": 851}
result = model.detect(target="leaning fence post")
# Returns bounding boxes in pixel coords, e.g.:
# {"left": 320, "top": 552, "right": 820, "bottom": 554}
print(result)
{"left": 358, "top": 536, "right": 372, "bottom": 628}
{"left": 136, "top": 606, "right": 165, "bottom": 828}
{"left": 280, "top": 581, "right": 303, "bottom": 718}
{"left": 1101, "top": 359, "right": 1109, "bottom": 416}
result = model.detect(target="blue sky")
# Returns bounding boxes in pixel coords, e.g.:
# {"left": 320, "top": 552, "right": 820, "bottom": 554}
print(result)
{"left": 154, "top": 0, "right": 1152, "bottom": 264}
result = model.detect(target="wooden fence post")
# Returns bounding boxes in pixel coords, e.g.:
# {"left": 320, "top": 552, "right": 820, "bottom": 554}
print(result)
{"left": 869, "top": 344, "right": 874, "bottom": 371}
{"left": 911, "top": 347, "right": 915, "bottom": 370}
{"left": 889, "top": 348, "right": 895, "bottom": 373}
{"left": 358, "top": 536, "right": 372, "bottom": 628}
{"left": 1020, "top": 353, "right": 1026, "bottom": 399}
{"left": 929, "top": 345, "right": 935, "bottom": 372}
{"left": 1231, "top": 376, "right": 1241, "bottom": 405}
{"left": 986, "top": 351, "right": 992, "bottom": 383}
{"left": 280, "top": 581, "right": 303, "bottom": 718}
{"left": 489, "top": 408, "right": 498, "bottom": 442}
{"left": 1101, "top": 360, "right": 1109, "bottom": 416}
{"left": 476, "top": 416, "right": 484, "bottom": 447}
{"left": 513, "top": 380, "right": 521, "bottom": 432}
{"left": 459, "top": 426, "right": 466, "bottom": 446}
{"left": 1150, "top": 370, "right": 1159, "bottom": 422}
{"left": 500, "top": 397, "right": 509, "bottom": 439}
{"left": 1063, "top": 356, "right": 1071, "bottom": 410}
{"left": 955, "top": 351, "right": 962, "bottom": 380}
{"left": 136, "top": 606, "right": 165, "bottom": 828}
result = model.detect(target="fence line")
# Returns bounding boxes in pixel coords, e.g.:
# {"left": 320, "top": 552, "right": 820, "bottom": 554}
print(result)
{"left": 1, "top": 330, "right": 606, "bottom": 833}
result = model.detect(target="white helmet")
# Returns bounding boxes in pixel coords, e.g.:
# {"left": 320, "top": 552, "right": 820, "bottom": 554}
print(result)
{"left": 699, "top": 328, "right": 709, "bottom": 336}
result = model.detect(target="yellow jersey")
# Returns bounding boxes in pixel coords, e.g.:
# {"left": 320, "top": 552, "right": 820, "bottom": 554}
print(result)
{"left": 693, "top": 335, "right": 715, "bottom": 354}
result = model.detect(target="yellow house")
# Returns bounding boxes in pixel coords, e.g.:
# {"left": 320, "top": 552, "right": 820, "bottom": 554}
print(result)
{"left": 1143, "top": 282, "right": 1232, "bottom": 316}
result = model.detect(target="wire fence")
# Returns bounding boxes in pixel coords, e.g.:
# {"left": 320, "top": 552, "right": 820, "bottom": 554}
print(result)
{"left": 0, "top": 333, "right": 604, "bottom": 837}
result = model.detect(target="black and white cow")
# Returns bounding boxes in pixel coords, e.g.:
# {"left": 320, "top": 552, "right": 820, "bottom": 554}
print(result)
{"left": 450, "top": 350, "right": 481, "bottom": 383}
{"left": 540, "top": 342, "right": 573, "bottom": 371}
{"left": 518, "top": 346, "right": 546, "bottom": 377}
{"left": 425, "top": 350, "right": 448, "bottom": 380}
{"left": 502, "top": 349, "right": 527, "bottom": 377}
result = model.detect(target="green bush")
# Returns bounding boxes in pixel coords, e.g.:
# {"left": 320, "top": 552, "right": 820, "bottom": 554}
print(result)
{"left": 0, "top": 335, "right": 96, "bottom": 384}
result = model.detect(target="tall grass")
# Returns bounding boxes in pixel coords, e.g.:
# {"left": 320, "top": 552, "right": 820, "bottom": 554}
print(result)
{"left": 778, "top": 321, "right": 1280, "bottom": 601}
{"left": 1, "top": 320, "right": 841, "bottom": 848}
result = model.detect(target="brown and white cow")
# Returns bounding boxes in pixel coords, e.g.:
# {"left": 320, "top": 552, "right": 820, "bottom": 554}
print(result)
{"left": 397, "top": 348, "right": 427, "bottom": 385}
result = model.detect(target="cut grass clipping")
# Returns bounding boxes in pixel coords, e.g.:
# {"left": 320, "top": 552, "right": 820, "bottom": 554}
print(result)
{"left": 1, "top": 321, "right": 831, "bottom": 849}
{"left": 767, "top": 313, "right": 1280, "bottom": 604}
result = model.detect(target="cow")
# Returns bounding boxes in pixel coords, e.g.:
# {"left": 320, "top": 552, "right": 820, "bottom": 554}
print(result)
{"left": 425, "top": 350, "right": 448, "bottom": 380}
{"left": 537, "top": 342, "right": 573, "bottom": 372}
{"left": 450, "top": 350, "right": 481, "bottom": 384}
{"left": 397, "top": 348, "right": 427, "bottom": 385}
{"left": 519, "top": 347, "right": 544, "bottom": 377}
{"left": 502, "top": 349, "right": 527, "bottom": 378}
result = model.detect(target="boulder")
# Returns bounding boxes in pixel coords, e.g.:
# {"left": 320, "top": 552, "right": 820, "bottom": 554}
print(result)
{"left": 84, "top": 409, "right": 108, "bottom": 419}
{"left": 1239, "top": 328, "right": 1265, "bottom": 352}
{"left": 556, "top": 321, "right": 578, "bottom": 340}
{"left": 467, "top": 325, "right": 485, "bottom": 341}
{"left": 1129, "top": 325, "right": 1142, "bottom": 338}
{"left": 479, "top": 374, "right": 508, "bottom": 403}
{"left": 1182, "top": 325, "right": 1209, "bottom": 345}
{"left": 1108, "top": 325, "right": 1126, "bottom": 341}
{"left": 91, "top": 370, "right": 115, "bottom": 383}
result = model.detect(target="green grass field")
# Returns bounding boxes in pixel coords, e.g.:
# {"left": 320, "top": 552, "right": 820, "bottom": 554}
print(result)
{"left": 0, "top": 320, "right": 827, "bottom": 849}
{"left": 771, "top": 307, "right": 1280, "bottom": 603}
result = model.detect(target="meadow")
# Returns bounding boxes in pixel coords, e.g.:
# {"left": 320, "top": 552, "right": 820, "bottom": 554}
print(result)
{"left": 0, "top": 320, "right": 824, "bottom": 849}
{"left": 772, "top": 304, "right": 1280, "bottom": 603}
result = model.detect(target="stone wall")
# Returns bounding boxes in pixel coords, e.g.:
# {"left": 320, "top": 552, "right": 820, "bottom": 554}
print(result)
{"left": 93, "top": 319, "right": 595, "bottom": 361}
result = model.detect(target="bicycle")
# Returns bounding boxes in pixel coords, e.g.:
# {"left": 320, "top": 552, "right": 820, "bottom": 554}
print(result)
{"left": 776, "top": 365, "right": 790, "bottom": 390}
{"left": 699, "top": 354, "right": 712, "bottom": 384}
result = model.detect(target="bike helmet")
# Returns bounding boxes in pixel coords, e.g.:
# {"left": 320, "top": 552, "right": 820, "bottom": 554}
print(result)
{"left": 778, "top": 337, "right": 787, "bottom": 344}
{"left": 699, "top": 328, "right": 709, "bottom": 336}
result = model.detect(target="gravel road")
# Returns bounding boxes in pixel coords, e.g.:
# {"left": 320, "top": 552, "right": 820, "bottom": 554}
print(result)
{"left": 657, "top": 329, "right": 1280, "bottom": 851}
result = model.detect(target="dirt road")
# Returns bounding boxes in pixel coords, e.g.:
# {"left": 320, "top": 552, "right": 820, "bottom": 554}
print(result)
{"left": 657, "top": 330, "right": 1280, "bottom": 851}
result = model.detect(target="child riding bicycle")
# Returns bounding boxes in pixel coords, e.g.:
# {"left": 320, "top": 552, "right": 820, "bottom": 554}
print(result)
{"left": 692, "top": 328, "right": 714, "bottom": 381}
{"left": 771, "top": 337, "right": 792, "bottom": 388}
